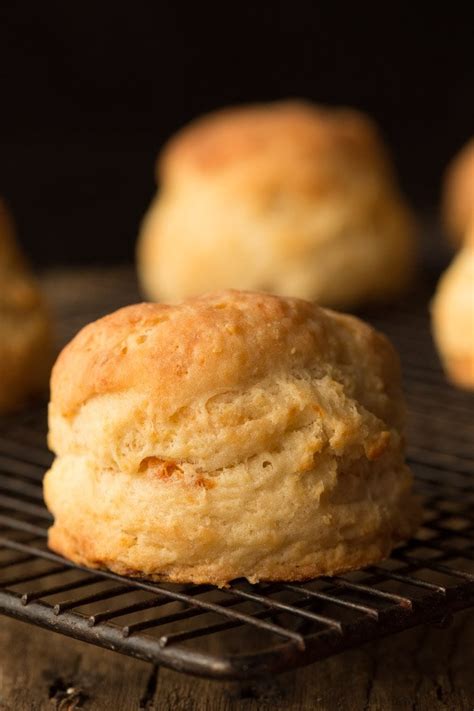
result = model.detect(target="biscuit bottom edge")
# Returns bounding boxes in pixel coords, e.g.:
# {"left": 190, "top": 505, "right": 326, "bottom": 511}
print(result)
{"left": 47, "top": 501, "right": 421, "bottom": 588}
{"left": 441, "top": 355, "right": 474, "bottom": 391}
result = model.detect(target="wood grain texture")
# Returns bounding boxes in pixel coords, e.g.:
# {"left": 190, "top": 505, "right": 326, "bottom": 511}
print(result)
{"left": 0, "top": 612, "right": 472, "bottom": 710}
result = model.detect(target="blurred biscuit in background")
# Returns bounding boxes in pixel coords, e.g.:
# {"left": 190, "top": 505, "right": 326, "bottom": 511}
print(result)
{"left": 137, "top": 100, "right": 417, "bottom": 308}
{"left": 442, "top": 138, "right": 474, "bottom": 246}
{"left": 432, "top": 224, "right": 474, "bottom": 390}
{"left": 0, "top": 199, "right": 52, "bottom": 414}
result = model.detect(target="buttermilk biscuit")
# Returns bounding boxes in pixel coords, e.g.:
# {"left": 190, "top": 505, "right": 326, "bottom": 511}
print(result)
{"left": 432, "top": 226, "right": 474, "bottom": 390}
{"left": 443, "top": 139, "right": 474, "bottom": 246}
{"left": 137, "top": 100, "right": 417, "bottom": 308}
{"left": 44, "top": 290, "right": 419, "bottom": 586}
{"left": 0, "top": 199, "right": 52, "bottom": 414}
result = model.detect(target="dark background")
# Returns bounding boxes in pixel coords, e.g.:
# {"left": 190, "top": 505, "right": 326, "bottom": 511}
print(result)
{"left": 1, "top": 3, "right": 473, "bottom": 265}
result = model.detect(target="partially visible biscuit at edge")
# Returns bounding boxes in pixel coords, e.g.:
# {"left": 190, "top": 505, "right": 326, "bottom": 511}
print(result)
{"left": 0, "top": 199, "right": 52, "bottom": 414}
{"left": 137, "top": 100, "right": 417, "bottom": 308}
{"left": 442, "top": 138, "right": 474, "bottom": 246}
{"left": 44, "top": 290, "right": 420, "bottom": 586}
{"left": 432, "top": 226, "right": 474, "bottom": 390}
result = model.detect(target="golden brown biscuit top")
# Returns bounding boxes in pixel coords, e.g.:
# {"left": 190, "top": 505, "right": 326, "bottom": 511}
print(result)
{"left": 159, "top": 100, "right": 392, "bottom": 184}
{"left": 51, "top": 290, "right": 401, "bottom": 423}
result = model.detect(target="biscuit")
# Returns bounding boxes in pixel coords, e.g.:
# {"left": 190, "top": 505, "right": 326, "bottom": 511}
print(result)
{"left": 443, "top": 139, "right": 474, "bottom": 245}
{"left": 0, "top": 199, "right": 52, "bottom": 414}
{"left": 137, "top": 101, "right": 417, "bottom": 308}
{"left": 432, "top": 226, "right": 474, "bottom": 389}
{"left": 44, "top": 290, "right": 419, "bottom": 586}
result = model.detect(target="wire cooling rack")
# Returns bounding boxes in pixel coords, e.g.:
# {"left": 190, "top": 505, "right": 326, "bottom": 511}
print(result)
{"left": 0, "top": 268, "right": 473, "bottom": 680}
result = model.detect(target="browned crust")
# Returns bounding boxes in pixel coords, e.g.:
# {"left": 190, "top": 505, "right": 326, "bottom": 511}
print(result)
{"left": 50, "top": 291, "right": 399, "bottom": 419}
{"left": 158, "top": 100, "right": 393, "bottom": 182}
{"left": 138, "top": 456, "right": 215, "bottom": 489}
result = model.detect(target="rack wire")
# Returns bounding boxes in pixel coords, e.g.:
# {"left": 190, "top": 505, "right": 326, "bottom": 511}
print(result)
{"left": 0, "top": 269, "right": 473, "bottom": 680}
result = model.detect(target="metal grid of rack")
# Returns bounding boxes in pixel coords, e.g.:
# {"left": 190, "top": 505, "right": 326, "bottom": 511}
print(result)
{"left": 0, "top": 271, "right": 473, "bottom": 680}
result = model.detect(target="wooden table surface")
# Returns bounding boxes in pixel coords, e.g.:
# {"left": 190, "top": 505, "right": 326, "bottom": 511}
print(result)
{"left": 1, "top": 608, "right": 473, "bottom": 709}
